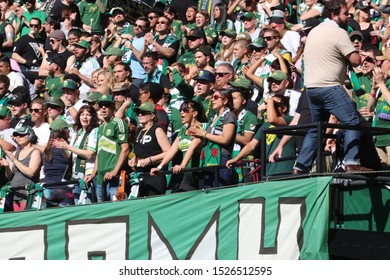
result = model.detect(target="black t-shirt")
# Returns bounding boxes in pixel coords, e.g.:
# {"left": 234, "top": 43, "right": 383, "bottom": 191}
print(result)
{"left": 155, "top": 36, "right": 180, "bottom": 67}
{"left": 296, "top": 90, "right": 311, "bottom": 151}
{"left": 50, "top": 1, "right": 80, "bottom": 21}
{"left": 170, "top": 0, "right": 198, "bottom": 23}
{"left": 133, "top": 123, "right": 163, "bottom": 164}
{"left": 13, "top": 35, "right": 44, "bottom": 67}
{"left": 10, "top": 116, "right": 35, "bottom": 129}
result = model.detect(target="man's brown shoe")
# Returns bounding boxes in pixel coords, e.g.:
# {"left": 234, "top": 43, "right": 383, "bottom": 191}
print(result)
{"left": 345, "top": 165, "right": 373, "bottom": 173}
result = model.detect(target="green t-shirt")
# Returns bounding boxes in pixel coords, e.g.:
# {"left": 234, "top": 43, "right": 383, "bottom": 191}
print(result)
{"left": 96, "top": 117, "right": 129, "bottom": 184}
{"left": 352, "top": 73, "right": 372, "bottom": 121}
{"left": 46, "top": 75, "right": 65, "bottom": 98}
{"left": 373, "top": 79, "right": 390, "bottom": 147}
{"left": 192, "top": 95, "right": 215, "bottom": 121}
{"left": 254, "top": 115, "right": 295, "bottom": 176}
{"left": 178, "top": 51, "right": 195, "bottom": 68}
{"left": 78, "top": 0, "right": 107, "bottom": 32}
{"left": 177, "top": 125, "right": 200, "bottom": 168}
{"left": 20, "top": 10, "right": 47, "bottom": 37}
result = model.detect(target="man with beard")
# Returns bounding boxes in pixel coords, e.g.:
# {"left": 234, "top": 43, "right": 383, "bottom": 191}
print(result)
{"left": 293, "top": 0, "right": 369, "bottom": 174}
{"left": 44, "top": 54, "right": 66, "bottom": 99}
{"left": 195, "top": 46, "right": 214, "bottom": 73}
{"left": 12, "top": 17, "right": 44, "bottom": 71}
{"left": 142, "top": 51, "right": 170, "bottom": 90}
{"left": 69, "top": 40, "right": 100, "bottom": 96}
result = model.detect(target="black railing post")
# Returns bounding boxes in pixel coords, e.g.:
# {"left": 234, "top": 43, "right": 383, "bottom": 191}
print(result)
{"left": 316, "top": 122, "right": 323, "bottom": 173}
{"left": 260, "top": 128, "right": 267, "bottom": 181}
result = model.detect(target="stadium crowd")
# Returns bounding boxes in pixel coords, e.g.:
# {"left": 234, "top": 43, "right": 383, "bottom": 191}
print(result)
{"left": 0, "top": 0, "right": 390, "bottom": 211}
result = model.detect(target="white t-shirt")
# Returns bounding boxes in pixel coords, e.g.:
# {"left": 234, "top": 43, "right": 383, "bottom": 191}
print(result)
{"left": 33, "top": 122, "right": 50, "bottom": 146}
{"left": 280, "top": 30, "right": 301, "bottom": 58}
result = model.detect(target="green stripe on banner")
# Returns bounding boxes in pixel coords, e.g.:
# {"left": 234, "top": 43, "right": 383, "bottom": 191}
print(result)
{"left": 0, "top": 177, "right": 331, "bottom": 260}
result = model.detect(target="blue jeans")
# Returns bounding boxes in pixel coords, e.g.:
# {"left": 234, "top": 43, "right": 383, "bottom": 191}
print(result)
{"left": 95, "top": 177, "right": 119, "bottom": 202}
{"left": 295, "top": 85, "right": 361, "bottom": 172}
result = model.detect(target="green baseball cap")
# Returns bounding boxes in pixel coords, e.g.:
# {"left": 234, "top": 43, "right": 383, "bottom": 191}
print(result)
{"left": 98, "top": 94, "right": 114, "bottom": 104}
{"left": 234, "top": 32, "right": 251, "bottom": 42}
{"left": 50, "top": 119, "right": 71, "bottom": 131}
{"left": 103, "top": 47, "right": 124, "bottom": 56}
{"left": 134, "top": 102, "right": 156, "bottom": 114}
{"left": 84, "top": 91, "right": 102, "bottom": 103}
{"left": 250, "top": 37, "right": 267, "bottom": 49}
{"left": 0, "top": 106, "right": 11, "bottom": 117}
{"left": 45, "top": 97, "right": 65, "bottom": 108}
{"left": 240, "top": 12, "right": 256, "bottom": 21}
{"left": 62, "top": 79, "right": 78, "bottom": 90}
{"left": 73, "top": 40, "right": 91, "bottom": 51}
{"left": 219, "top": 29, "right": 237, "bottom": 38}
{"left": 228, "top": 78, "right": 252, "bottom": 89}
{"left": 267, "top": 70, "right": 288, "bottom": 82}
{"left": 13, "top": 126, "right": 34, "bottom": 137}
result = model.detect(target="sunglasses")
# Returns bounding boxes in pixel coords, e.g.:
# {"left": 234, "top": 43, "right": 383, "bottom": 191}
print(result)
{"left": 157, "top": 21, "right": 169, "bottom": 25}
{"left": 99, "top": 103, "right": 114, "bottom": 108}
{"left": 49, "top": 39, "right": 59, "bottom": 44}
{"left": 30, "top": 108, "right": 43, "bottom": 113}
{"left": 148, "top": 16, "right": 158, "bottom": 20}
{"left": 13, "top": 133, "right": 28, "bottom": 138}
{"left": 264, "top": 36, "right": 276, "bottom": 41}
{"left": 215, "top": 72, "right": 229, "bottom": 77}
{"left": 299, "top": 31, "right": 308, "bottom": 37}
{"left": 135, "top": 24, "right": 145, "bottom": 29}
{"left": 180, "top": 107, "right": 191, "bottom": 113}
{"left": 212, "top": 95, "right": 225, "bottom": 100}
{"left": 30, "top": 24, "right": 40, "bottom": 28}
{"left": 351, "top": 37, "right": 363, "bottom": 43}
{"left": 138, "top": 110, "right": 152, "bottom": 116}
{"left": 363, "top": 56, "right": 375, "bottom": 63}
{"left": 47, "top": 105, "right": 62, "bottom": 110}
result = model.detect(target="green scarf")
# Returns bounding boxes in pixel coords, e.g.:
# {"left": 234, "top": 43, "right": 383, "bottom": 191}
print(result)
{"left": 0, "top": 183, "right": 10, "bottom": 213}
{"left": 78, "top": 179, "right": 88, "bottom": 205}
{"left": 129, "top": 172, "right": 140, "bottom": 199}
{"left": 74, "top": 131, "right": 89, "bottom": 174}
{"left": 25, "top": 183, "right": 44, "bottom": 211}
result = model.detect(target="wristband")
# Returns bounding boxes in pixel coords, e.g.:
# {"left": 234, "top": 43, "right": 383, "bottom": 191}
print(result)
{"left": 370, "top": 92, "right": 376, "bottom": 97}
{"left": 204, "top": 132, "right": 208, "bottom": 138}
{"left": 157, "top": 165, "right": 162, "bottom": 170}
{"left": 149, "top": 157, "right": 153, "bottom": 163}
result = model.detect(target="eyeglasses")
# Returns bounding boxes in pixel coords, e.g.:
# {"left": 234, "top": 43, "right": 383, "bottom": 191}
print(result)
{"left": 148, "top": 16, "right": 158, "bottom": 20}
{"left": 215, "top": 72, "right": 230, "bottom": 77}
{"left": 212, "top": 94, "right": 225, "bottom": 100}
{"left": 264, "top": 36, "right": 276, "bottom": 41}
{"left": 30, "top": 108, "right": 43, "bottom": 113}
{"left": 157, "top": 21, "right": 169, "bottom": 25}
{"left": 180, "top": 107, "right": 191, "bottom": 113}
{"left": 30, "top": 24, "right": 40, "bottom": 28}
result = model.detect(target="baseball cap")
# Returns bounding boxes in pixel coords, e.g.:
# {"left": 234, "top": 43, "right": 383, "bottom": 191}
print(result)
{"left": 185, "top": 27, "right": 207, "bottom": 41}
{"left": 98, "top": 94, "right": 114, "bottom": 104}
{"left": 240, "top": 12, "right": 256, "bottom": 21}
{"left": 73, "top": 40, "right": 91, "bottom": 51}
{"left": 267, "top": 70, "right": 288, "bottom": 82}
{"left": 108, "top": 7, "right": 125, "bottom": 15}
{"left": 228, "top": 78, "right": 251, "bottom": 89}
{"left": 355, "top": 1, "right": 370, "bottom": 10}
{"left": 219, "top": 29, "right": 237, "bottom": 38}
{"left": 195, "top": 45, "right": 212, "bottom": 56}
{"left": 271, "top": 3, "right": 289, "bottom": 12}
{"left": 234, "top": 32, "right": 251, "bottom": 42}
{"left": 300, "top": 17, "right": 321, "bottom": 31}
{"left": 47, "top": 54, "right": 66, "bottom": 70}
{"left": 193, "top": 70, "right": 215, "bottom": 83}
{"left": 0, "top": 106, "right": 11, "bottom": 117}
{"left": 13, "top": 126, "right": 34, "bottom": 137}
{"left": 50, "top": 119, "right": 71, "bottom": 131}
{"left": 8, "top": 93, "right": 28, "bottom": 106}
{"left": 103, "top": 47, "right": 124, "bottom": 56}
{"left": 83, "top": 91, "right": 102, "bottom": 103}
{"left": 49, "top": 30, "right": 66, "bottom": 40}
{"left": 268, "top": 10, "right": 285, "bottom": 24}
{"left": 349, "top": 30, "right": 364, "bottom": 41}
{"left": 249, "top": 37, "right": 267, "bottom": 49}
{"left": 134, "top": 102, "right": 156, "bottom": 114}
{"left": 45, "top": 97, "right": 65, "bottom": 108}
{"left": 62, "top": 79, "right": 78, "bottom": 90}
